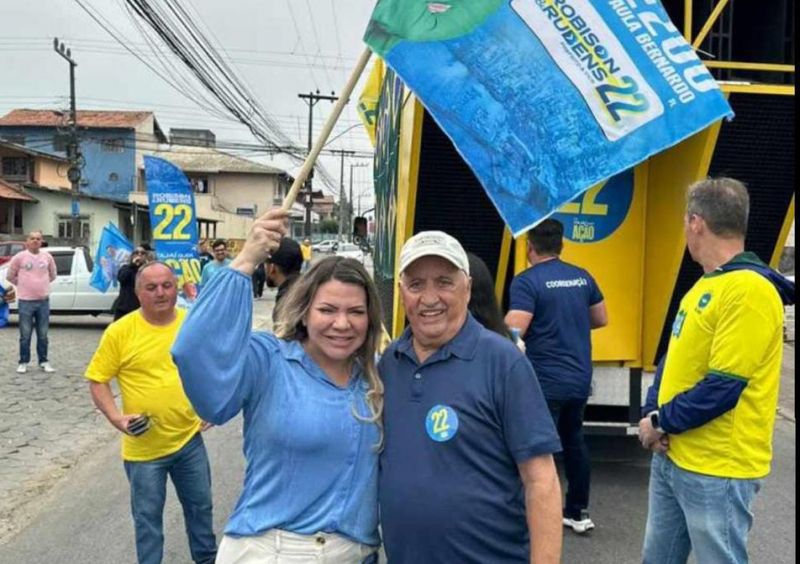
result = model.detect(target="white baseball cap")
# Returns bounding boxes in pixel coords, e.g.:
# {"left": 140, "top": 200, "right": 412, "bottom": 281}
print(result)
{"left": 399, "top": 231, "right": 470, "bottom": 275}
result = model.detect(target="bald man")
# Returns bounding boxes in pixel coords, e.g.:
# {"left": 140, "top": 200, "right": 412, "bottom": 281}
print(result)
{"left": 86, "top": 262, "right": 217, "bottom": 564}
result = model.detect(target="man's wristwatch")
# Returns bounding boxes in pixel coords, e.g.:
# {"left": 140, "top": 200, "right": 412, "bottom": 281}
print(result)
{"left": 648, "top": 410, "right": 663, "bottom": 433}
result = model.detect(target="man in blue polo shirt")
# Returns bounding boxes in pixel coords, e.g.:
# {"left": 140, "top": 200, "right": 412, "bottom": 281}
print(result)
{"left": 506, "top": 218, "right": 608, "bottom": 535}
{"left": 379, "top": 230, "right": 563, "bottom": 564}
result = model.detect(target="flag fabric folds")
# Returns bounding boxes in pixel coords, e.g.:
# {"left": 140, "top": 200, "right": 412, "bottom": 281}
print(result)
{"left": 364, "top": 0, "right": 734, "bottom": 236}
{"left": 90, "top": 223, "right": 134, "bottom": 293}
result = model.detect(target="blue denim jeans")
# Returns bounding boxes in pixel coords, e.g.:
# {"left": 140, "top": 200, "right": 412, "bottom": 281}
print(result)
{"left": 124, "top": 433, "right": 217, "bottom": 564}
{"left": 642, "top": 453, "right": 761, "bottom": 564}
{"left": 547, "top": 398, "right": 591, "bottom": 519}
{"left": 18, "top": 299, "right": 50, "bottom": 364}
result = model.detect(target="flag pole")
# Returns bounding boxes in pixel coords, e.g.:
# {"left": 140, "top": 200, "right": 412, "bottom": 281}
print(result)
{"left": 281, "top": 47, "right": 372, "bottom": 212}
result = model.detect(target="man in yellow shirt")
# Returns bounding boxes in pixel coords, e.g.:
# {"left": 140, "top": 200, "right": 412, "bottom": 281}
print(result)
{"left": 86, "top": 262, "right": 217, "bottom": 564}
{"left": 638, "top": 178, "right": 794, "bottom": 564}
{"left": 300, "top": 238, "right": 313, "bottom": 273}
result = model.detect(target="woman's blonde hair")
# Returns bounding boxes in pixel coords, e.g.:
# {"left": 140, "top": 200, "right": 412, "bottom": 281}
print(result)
{"left": 274, "top": 256, "right": 384, "bottom": 448}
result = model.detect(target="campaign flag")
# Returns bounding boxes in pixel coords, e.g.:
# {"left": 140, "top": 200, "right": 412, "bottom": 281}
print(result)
{"left": 0, "top": 284, "right": 9, "bottom": 328}
{"left": 90, "top": 223, "right": 134, "bottom": 293}
{"left": 358, "top": 58, "right": 386, "bottom": 146}
{"left": 144, "top": 156, "right": 202, "bottom": 290}
{"left": 364, "top": 0, "right": 734, "bottom": 236}
{"left": 106, "top": 221, "right": 129, "bottom": 242}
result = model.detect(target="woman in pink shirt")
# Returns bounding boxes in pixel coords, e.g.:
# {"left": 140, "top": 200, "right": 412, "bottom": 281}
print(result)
{"left": 6, "top": 230, "right": 57, "bottom": 374}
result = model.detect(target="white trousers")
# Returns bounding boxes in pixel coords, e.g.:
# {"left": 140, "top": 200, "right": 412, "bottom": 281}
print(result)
{"left": 216, "top": 529, "right": 378, "bottom": 564}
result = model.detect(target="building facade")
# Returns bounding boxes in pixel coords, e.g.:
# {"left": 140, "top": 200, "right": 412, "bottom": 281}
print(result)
{"left": 0, "top": 109, "right": 166, "bottom": 201}
{"left": 0, "top": 139, "right": 119, "bottom": 250}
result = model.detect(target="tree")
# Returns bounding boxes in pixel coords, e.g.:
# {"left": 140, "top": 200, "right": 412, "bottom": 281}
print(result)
{"left": 319, "top": 218, "right": 339, "bottom": 234}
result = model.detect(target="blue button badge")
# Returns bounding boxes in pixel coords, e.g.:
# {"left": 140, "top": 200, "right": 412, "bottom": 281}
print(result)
{"left": 425, "top": 404, "right": 459, "bottom": 442}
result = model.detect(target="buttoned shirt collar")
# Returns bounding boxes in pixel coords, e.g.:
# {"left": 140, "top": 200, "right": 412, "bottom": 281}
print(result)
{"left": 280, "top": 338, "right": 365, "bottom": 391}
{"left": 395, "top": 313, "right": 481, "bottom": 365}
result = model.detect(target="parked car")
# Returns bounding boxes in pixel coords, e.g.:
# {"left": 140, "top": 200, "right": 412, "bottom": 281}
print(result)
{"left": 0, "top": 241, "right": 26, "bottom": 266}
{"left": 0, "top": 246, "right": 118, "bottom": 315}
{"left": 335, "top": 243, "right": 366, "bottom": 264}
{"left": 312, "top": 239, "right": 339, "bottom": 254}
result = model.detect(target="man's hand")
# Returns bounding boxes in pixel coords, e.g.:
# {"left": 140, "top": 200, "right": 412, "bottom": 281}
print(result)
{"left": 232, "top": 207, "right": 289, "bottom": 275}
{"left": 200, "top": 421, "right": 214, "bottom": 432}
{"left": 638, "top": 416, "right": 668, "bottom": 452}
{"left": 112, "top": 413, "right": 144, "bottom": 435}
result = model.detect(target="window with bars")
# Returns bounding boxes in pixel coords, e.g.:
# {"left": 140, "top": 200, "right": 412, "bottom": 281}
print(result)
{"left": 1, "top": 157, "right": 29, "bottom": 180}
{"left": 57, "top": 215, "right": 91, "bottom": 242}
{"left": 102, "top": 139, "right": 124, "bottom": 153}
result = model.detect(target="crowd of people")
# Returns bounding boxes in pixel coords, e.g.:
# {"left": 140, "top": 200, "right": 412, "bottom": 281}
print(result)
{"left": 3, "top": 177, "right": 793, "bottom": 564}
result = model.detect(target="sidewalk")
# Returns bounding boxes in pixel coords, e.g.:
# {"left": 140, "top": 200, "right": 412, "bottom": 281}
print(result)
{"left": 0, "top": 291, "right": 279, "bottom": 546}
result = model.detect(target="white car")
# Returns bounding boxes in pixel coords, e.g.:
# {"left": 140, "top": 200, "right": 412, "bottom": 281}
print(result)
{"left": 335, "top": 243, "right": 366, "bottom": 263}
{"left": 312, "top": 240, "right": 339, "bottom": 254}
{"left": 1, "top": 246, "right": 119, "bottom": 315}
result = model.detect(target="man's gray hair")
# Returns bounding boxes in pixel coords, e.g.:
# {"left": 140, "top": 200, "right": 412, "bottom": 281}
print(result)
{"left": 687, "top": 177, "right": 750, "bottom": 238}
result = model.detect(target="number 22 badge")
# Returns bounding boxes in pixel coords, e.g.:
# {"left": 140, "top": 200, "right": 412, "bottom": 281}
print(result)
{"left": 426, "top": 404, "right": 459, "bottom": 442}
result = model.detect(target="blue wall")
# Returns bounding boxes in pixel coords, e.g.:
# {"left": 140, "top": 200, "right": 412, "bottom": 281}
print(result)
{"left": 0, "top": 126, "right": 137, "bottom": 202}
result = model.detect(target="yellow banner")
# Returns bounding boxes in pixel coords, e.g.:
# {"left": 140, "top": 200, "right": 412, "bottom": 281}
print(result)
{"left": 357, "top": 58, "right": 385, "bottom": 146}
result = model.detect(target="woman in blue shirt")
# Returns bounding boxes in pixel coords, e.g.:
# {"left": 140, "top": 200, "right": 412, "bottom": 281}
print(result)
{"left": 172, "top": 209, "right": 383, "bottom": 563}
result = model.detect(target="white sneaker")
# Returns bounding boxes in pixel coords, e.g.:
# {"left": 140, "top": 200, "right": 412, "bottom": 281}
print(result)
{"left": 563, "top": 512, "right": 595, "bottom": 534}
{"left": 40, "top": 362, "right": 56, "bottom": 373}
{"left": 16, "top": 363, "right": 27, "bottom": 374}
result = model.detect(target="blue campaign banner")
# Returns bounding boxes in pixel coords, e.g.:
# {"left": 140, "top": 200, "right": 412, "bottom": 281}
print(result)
{"left": 365, "top": 0, "right": 733, "bottom": 236}
{"left": 144, "top": 156, "right": 202, "bottom": 289}
{"left": 90, "top": 223, "right": 134, "bottom": 293}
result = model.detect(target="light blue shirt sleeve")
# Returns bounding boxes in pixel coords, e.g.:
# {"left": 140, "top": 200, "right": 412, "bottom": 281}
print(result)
{"left": 172, "top": 267, "right": 272, "bottom": 425}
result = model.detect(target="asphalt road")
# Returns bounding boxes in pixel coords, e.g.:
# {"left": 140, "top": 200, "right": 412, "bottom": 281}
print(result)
{"left": 0, "top": 302, "right": 793, "bottom": 563}
{"left": 0, "top": 415, "right": 794, "bottom": 563}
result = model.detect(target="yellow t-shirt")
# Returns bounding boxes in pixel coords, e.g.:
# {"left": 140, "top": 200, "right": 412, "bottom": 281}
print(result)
{"left": 301, "top": 243, "right": 312, "bottom": 261}
{"left": 86, "top": 309, "right": 201, "bottom": 461}
{"left": 659, "top": 269, "right": 784, "bottom": 479}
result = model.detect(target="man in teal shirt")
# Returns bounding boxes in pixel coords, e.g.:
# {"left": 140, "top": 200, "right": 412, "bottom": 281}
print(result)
{"left": 200, "top": 239, "right": 231, "bottom": 289}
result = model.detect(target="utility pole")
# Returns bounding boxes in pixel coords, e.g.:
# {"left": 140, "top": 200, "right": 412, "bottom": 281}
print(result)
{"left": 53, "top": 38, "right": 82, "bottom": 247}
{"left": 298, "top": 90, "right": 338, "bottom": 238}
{"left": 330, "top": 149, "right": 355, "bottom": 242}
{"left": 349, "top": 162, "right": 368, "bottom": 242}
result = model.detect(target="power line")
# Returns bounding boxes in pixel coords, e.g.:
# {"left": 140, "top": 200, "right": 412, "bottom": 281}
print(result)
{"left": 71, "top": 0, "right": 225, "bottom": 117}
{"left": 0, "top": 36, "right": 359, "bottom": 62}
{"left": 285, "top": 0, "right": 320, "bottom": 89}
{"left": 118, "top": 0, "right": 342, "bottom": 191}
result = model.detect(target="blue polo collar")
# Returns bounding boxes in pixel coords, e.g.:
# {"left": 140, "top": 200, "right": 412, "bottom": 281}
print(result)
{"left": 396, "top": 313, "right": 482, "bottom": 365}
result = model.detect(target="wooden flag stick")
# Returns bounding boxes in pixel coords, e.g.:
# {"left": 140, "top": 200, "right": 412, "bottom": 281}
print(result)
{"left": 281, "top": 47, "right": 372, "bottom": 212}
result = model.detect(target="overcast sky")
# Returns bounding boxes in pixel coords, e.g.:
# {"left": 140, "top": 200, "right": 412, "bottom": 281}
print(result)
{"left": 0, "top": 0, "right": 378, "bottom": 209}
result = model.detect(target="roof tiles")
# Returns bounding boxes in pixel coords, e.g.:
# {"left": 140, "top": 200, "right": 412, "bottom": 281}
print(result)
{"left": 0, "top": 109, "right": 154, "bottom": 129}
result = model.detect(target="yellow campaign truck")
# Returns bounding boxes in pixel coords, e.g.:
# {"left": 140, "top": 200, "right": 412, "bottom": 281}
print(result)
{"left": 368, "top": 2, "right": 795, "bottom": 434}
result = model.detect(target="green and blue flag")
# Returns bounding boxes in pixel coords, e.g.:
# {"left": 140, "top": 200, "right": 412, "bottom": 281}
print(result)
{"left": 364, "top": 0, "right": 733, "bottom": 236}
